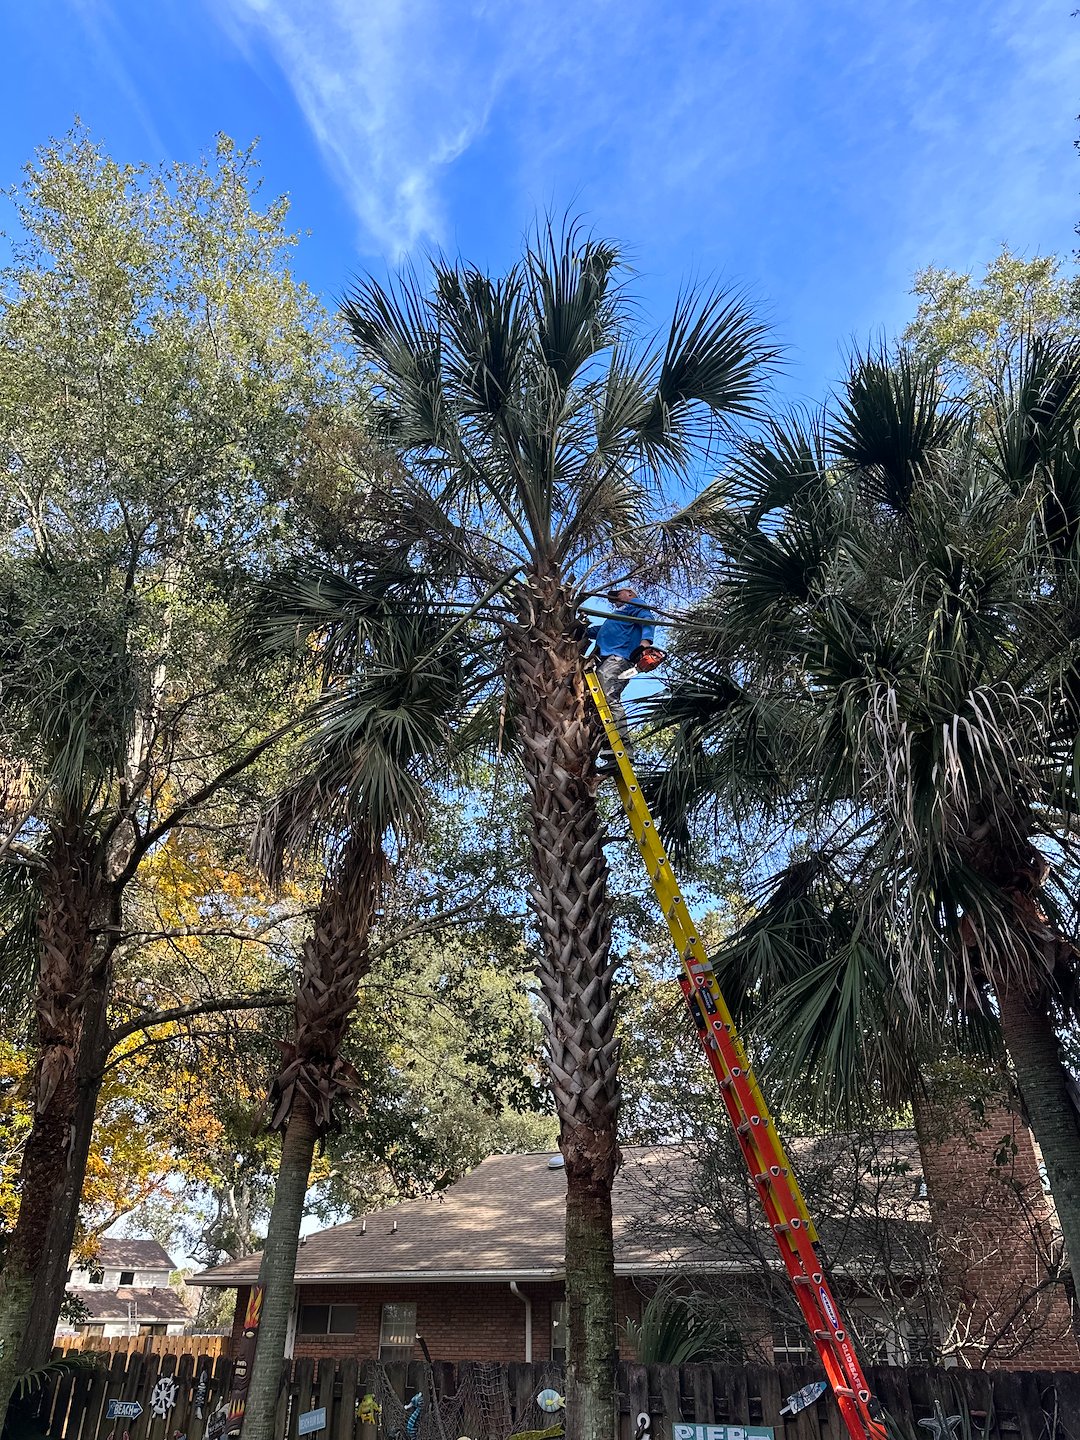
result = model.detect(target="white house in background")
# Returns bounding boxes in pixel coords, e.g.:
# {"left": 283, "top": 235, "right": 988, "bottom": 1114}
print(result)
{"left": 59, "top": 1238, "right": 191, "bottom": 1338}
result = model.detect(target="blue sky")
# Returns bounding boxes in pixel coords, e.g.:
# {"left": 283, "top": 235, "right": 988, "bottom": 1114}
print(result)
{"left": 3, "top": 0, "right": 1079, "bottom": 402}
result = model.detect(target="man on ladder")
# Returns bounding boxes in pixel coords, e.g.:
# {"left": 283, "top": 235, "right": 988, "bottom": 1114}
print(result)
{"left": 587, "top": 581, "right": 658, "bottom": 770}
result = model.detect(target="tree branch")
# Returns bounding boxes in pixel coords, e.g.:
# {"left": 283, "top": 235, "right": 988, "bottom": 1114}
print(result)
{"left": 107, "top": 990, "right": 291, "bottom": 1054}
{"left": 116, "top": 717, "right": 300, "bottom": 886}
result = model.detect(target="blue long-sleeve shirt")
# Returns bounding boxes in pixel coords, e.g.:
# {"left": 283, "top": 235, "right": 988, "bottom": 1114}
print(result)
{"left": 588, "top": 600, "right": 656, "bottom": 659}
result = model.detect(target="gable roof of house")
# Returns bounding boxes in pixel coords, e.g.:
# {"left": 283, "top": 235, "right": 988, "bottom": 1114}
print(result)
{"left": 89, "top": 1239, "right": 175, "bottom": 1271}
{"left": 70, "top": 1287, "right": 191, "bottom": 1323}
{"left": 194, "top": 1135, "right": 927, "bottom": 1288}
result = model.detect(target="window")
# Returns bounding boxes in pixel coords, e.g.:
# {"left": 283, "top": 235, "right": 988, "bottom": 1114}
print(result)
{"left": 80, "top": 1324, "right": 105, "bottom": 1337}
{"left": 299, "top": 1305, "right": 329, "bottom": 1334}
{"left": 298, "top": 1304, "right": 357, "bottom": 1335}
{"left": 550, "top": 1301, "right": 566, "bottom": 1362}
{"left": 904, "top": 1313, "right": 941, "bottom": 1365}
{"left": 329, "top": 1306, "right": 357, "bottom": 1334}
{"left": 88, "top": 1267, "right": 104, "bottom": 1286}
{"left": 379, "top": 1303, "right": 416, "bottom": 1362}
{"left": 853, "top": 1310, "right": 905, "bottom": 1365}
{"left": 139, "top": 1324, "right": 167, "bottom": 1336}
{"left": 119, "top": 1271, "right": 135, "bottom": 1286}
{"left": 772, "top": 1324, "right": 810, "bottom": 1363}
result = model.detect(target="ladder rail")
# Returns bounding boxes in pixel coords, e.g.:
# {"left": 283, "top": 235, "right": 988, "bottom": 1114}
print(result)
{"left": 585, "top": 669, "right": 886, "bottom": 1440}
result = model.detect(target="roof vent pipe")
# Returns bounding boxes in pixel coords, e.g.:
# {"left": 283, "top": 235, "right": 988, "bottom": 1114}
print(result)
{"left": 509, "top": 1281, "right": 533, "bottom": 1362}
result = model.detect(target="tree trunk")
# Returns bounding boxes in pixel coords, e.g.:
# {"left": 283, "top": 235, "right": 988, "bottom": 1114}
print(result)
{"left": 237, "top": 1095, "right": 318, "bottom": 1440}
{"left": 996, "top": 982, "right": 1080, "bottom": 1332}
{"left": 0, "top": 826, "right": 104, "bottom": 1432}
{"left": 17, "top": 985, "right": 112, "bottom": 1369}
{"left": 507, "top": 571, "right": 620, "bottom": 1440}
{"left": 563, "top": 1126, "right": 618, "bottom": 1440}
{"left": 241, "top": 833, "right": 383, "bottom": 1440}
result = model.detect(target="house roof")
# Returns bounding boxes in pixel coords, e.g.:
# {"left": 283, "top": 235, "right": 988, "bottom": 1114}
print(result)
{"left": 194, "top": 1136, "right": 928, "bottom": 1289}
{"left": 90, "top": 1239, "right": 175, "bottom": 1271}
{"left": 70, "top": 1287, "right": 191, "bottom": 1323}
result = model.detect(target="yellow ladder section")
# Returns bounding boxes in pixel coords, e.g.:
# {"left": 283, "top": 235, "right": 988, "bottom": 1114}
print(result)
{"left": 585, "top": 668, "right": 885, "bottom": 1440}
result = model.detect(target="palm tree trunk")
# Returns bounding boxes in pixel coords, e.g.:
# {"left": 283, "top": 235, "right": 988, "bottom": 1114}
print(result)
{"left": 241, "top": 833, "right": 383, "bottom": 1440}
{"left": 237, "top": 1094, "right": 318, "bottom": 1440}
{"left": 17, "top": 988, "right": 112, "bottom": 1370}
{"left": 0, "top": 825, "right": 103, "bottom": 1433}
{"left": 996, "top": 982, "right": 1080, "bottom": 1330}
{"left": 508, "top": 572, "right": 620, "bottom": 1440}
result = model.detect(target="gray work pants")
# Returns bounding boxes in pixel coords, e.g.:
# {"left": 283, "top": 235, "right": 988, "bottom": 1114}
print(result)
{"left": 597, "top": 652, "right": 634, "bottom": 748}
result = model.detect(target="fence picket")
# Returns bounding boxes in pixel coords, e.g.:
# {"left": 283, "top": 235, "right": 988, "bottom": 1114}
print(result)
{"left": 623, "top": 1362, "right": 648, "bottom": 1438}
{"left": 747, "top": 1362, "right": 780, "bottom": 1426}
{"left": 686, "top": 1363, "right": 712, "bottom": 1422}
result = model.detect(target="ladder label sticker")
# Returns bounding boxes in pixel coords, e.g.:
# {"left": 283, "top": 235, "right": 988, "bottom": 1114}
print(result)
{"left": 819, "top": 1287, "right": 839, "bottom": 1328}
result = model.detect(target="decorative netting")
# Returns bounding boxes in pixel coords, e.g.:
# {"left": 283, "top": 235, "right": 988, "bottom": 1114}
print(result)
{"left": 355, "top": 1361, "right": 567, "bottom": 1440}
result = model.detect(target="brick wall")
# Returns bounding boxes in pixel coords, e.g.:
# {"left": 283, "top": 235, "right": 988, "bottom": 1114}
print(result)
{"left": 278, "top": 1277, "right": 646, "bottom": 1364}
{"left": 915, "top": 1087, "right": 1080, "bottom": 1370}
{"left": 291, "top": 1281, "right": 559, "bottom": 1363}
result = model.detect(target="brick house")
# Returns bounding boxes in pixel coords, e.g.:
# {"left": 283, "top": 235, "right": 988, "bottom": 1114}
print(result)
{"left": 194, "top": 1128, "right": 1080, "bottom": 1373}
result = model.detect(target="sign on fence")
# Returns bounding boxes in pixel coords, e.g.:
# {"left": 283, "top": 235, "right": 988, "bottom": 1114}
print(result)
{"left": 297, "top": 1408, "right": 326, "bottom": 1436}
{"left": 105, "top": 1401, "right": 143, "bottom": 1421}
{"left": 672, "top": 1427, "right": 774, "bottom": 1440}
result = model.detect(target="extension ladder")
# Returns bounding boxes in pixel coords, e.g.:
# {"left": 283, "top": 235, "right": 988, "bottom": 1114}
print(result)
{"left": 585, "top": 670, "right": 886, "bottom": 1440}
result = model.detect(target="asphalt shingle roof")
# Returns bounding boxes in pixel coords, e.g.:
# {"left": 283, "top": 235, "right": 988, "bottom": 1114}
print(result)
{"left": 93, "top": 1239, "right": 175, "bottom": 1270}
{"left": 71, "top": 1287, "right": 191, "bottom": 1323}
{"left": 195, "top": 1137, "right": 927, "bottom": 1289}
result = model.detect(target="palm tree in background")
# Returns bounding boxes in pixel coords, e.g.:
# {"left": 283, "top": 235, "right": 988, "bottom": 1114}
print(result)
{"left": 651, "top": 339, "right": 1080, "bottom": 1301}
{"left": 271, "top": 221, "right": 777, "bottom": 1439}
{"left": 237, "top": 600, "right": 482, "bottom": 1440}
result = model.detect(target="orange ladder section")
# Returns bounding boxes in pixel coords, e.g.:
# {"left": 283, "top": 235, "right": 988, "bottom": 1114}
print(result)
{"left": 585, "top": 669, "right": 886, "bottom": 1440}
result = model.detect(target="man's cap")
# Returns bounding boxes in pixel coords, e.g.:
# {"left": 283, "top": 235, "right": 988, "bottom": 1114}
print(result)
{"left": 606, "top": 582, "right": 638, "bottom": 598}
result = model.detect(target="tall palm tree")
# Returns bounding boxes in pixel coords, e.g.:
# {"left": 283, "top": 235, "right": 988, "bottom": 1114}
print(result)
{"left": 651, "top": 340, "right": 1080, "bottom": 1297}
{"left": 321, "top": 222, "right": 776, "bottom": 1440}
{"left": 0, "top": 577, "right": 138, "bottom": 1425}
{"left": 237, "top": 600, "right": 479, "bottom": 1440}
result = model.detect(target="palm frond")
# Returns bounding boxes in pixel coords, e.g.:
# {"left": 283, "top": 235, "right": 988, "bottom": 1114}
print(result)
{"left": 435, "top": 260, "right": 529, "bottom": 420}
{"left": 634, "top": 285, "right": 778, "bottom": 472}
{"left": 341, "top": 265, "right": 446, "bottom": 448}
{"left": 830, "top": 347, "right": 960, "bottom": 512}
{"left": 526, "top": 217, "right": 623, "bottom": 393}
{"left": 991, "top": 332, "right": 1080, "bottom": 492}
{"left": 253, "top": 612, "right": 487, "bottom": 883}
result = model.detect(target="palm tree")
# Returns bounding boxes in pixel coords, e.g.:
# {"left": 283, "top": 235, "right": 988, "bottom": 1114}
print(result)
{"left": 321, "top": 222, "right": 776, "bottom": 1440}
{"left": 651, "top": 339, "right": 1080, "bottom": 1298}
{"left": 237, "top": 600, "right": 479, "bottom": 1440}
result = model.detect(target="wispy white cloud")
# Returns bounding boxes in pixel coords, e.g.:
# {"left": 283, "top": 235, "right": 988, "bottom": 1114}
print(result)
{"left": 214, "top": 0, "right": 780, "bottom": 261}
{"left": 70, "top": 0, "right": 170, "bottom": 156}
{"left": 215, "top": 0, "right": 1080, "bottom": 385}
{"left": 216, "top": 0, "right": 532, "bottom": 257}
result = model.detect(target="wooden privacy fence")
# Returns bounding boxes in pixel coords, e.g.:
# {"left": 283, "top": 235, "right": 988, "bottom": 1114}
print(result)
{"left": 53, "top": 1337, "right": 232, "bottom": 1361}
{"left": 33, "top": 1354, "right": 1080, "bottom": 1440}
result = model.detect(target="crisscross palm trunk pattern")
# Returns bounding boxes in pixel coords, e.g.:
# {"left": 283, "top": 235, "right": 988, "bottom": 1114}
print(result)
{"left": 507, "top": 572, "right": 621, "bottom": 1440}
